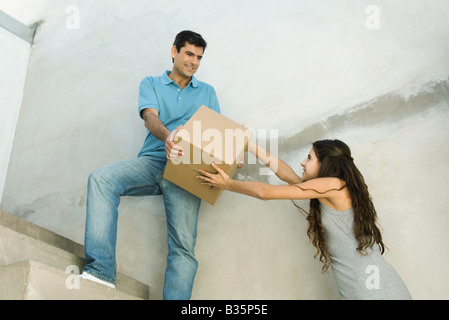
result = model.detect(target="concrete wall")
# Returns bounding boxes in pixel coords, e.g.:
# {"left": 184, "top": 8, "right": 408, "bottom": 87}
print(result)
{"left": 0, "top": 21, "right": 31, "bottom": 202}
{"left": 1, "top": 0, "right": 448, "bottom": 299}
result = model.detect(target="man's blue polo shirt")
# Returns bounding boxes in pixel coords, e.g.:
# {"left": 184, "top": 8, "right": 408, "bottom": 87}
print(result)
{"left": 137, "top": 70, "right": 221, "bottom": 159}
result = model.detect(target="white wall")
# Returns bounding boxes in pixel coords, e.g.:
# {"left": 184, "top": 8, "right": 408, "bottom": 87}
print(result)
{"left": 1, "top": 0, "right": 448, "bottom": 299}
{"left": 0, "top": 25, "right": 30, "bottom": 202}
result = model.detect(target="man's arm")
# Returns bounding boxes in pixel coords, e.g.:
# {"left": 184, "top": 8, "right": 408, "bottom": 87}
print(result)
{"left": 141, "top": 108, "right": 183, "bottom": 159}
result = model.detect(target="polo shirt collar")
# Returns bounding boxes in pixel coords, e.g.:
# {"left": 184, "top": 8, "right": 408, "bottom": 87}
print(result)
{"left": 162, "top": 70, "right": 199, "bottom": 88}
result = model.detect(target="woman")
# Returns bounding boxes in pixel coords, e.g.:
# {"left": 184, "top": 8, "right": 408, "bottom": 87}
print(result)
{"left": 197, "top": 139, "right": 411, "bottom": 300}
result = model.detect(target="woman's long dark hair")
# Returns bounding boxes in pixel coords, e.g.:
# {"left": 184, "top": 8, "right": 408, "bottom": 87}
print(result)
{"left": 296, "top": 139, "right": 385, "bottom": 272}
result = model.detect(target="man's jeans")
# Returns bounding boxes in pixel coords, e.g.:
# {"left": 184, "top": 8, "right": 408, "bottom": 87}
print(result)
{"left": 82, "top": 156, "right": 201, "bottom": 300}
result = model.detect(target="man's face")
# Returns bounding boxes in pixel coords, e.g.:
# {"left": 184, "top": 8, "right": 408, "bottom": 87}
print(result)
{"left": 171, "top": 42, "right": 204, "bottom": 78}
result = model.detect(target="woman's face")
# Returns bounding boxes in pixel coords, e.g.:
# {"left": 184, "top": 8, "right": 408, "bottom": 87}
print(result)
{"left": 300, "top": 147, "right": 320, "bottom": 181}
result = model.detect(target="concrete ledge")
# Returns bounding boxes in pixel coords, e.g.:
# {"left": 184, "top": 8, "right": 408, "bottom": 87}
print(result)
{"left": 0, "top": 10, "right": 36, "bottom": 44}
{"left": 0, "top": 260, "right": 143, "bottom": 300}
{"left": 0, "top": 209, "right": 85, "bottom": 257}
{"left": 0, "top": 210, "right": 150, "bottom": 299}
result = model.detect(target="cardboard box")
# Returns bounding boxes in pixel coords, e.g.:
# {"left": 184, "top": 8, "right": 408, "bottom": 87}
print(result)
{"left": 163, "top": 106, "right": 252, "bottom": 205}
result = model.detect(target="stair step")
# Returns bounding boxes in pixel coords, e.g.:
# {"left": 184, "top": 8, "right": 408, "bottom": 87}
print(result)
{"left": 0, "top": 259, "right": 142, "bottom": 300}
{"left": 0, "top": 210, "right": 149, "bottom": 299}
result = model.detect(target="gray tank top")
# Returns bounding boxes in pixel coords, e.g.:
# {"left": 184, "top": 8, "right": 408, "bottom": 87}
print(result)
{"left": 320, "top": 202, "right": 412, "bottom": 299}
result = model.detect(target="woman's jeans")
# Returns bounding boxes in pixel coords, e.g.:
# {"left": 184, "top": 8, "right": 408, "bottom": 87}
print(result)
{"left": 82, "top": 156, "right": 201, "bottom": 300}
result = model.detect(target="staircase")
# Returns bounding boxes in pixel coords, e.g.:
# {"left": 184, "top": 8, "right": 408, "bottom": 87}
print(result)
{"left": 0, "top": 210, "right": 150, "bottom": 300}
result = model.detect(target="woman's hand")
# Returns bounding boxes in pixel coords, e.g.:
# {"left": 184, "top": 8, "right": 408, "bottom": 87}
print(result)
{"left": 196, "top": 163, "right": 230, "bottom": 190}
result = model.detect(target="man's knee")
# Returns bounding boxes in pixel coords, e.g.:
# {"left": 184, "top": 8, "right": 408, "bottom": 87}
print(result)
{"left": 88, "top": 167, "right": 114, "bottom": 189}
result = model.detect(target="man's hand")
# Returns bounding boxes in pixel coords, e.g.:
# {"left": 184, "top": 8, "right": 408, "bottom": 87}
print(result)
{"left": 141, "top": 109, "right": 185, "bottom": 161}
{"left": 165, "top": 126, "right": 184, "bottom": 160}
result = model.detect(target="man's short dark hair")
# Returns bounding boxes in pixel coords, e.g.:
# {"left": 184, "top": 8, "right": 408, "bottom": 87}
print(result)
{"left": 173, "top": 30, "right": 207, "bottom": 57}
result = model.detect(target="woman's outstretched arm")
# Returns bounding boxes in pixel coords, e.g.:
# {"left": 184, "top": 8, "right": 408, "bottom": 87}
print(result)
{"left": 197, "top": 163, "right": 344, "bottom": 201}
{"left": 247, "top": 140, "right": 302, "bottom": 185}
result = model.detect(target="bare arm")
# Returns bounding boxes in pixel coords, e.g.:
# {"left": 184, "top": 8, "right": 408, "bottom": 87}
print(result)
{"left": 141, "top": 108, "right": 183, "bottom": 159}
{"left": 141, "top": 108, "right": 169, "bottom": 140}
{"left": 247, "top": 140, "right": 302, "bottom": 185}
{"left": 197, "top": 163, "right": 345, "bottom": 201}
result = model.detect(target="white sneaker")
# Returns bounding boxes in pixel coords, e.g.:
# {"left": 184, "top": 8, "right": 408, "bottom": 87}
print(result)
{"left": 78, "top": 272, "right": 116, "bottom": 289}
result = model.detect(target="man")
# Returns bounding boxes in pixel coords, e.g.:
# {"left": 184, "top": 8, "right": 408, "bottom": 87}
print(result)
{"left": 80, "top": 30, "right": 220, "bottom": 300}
